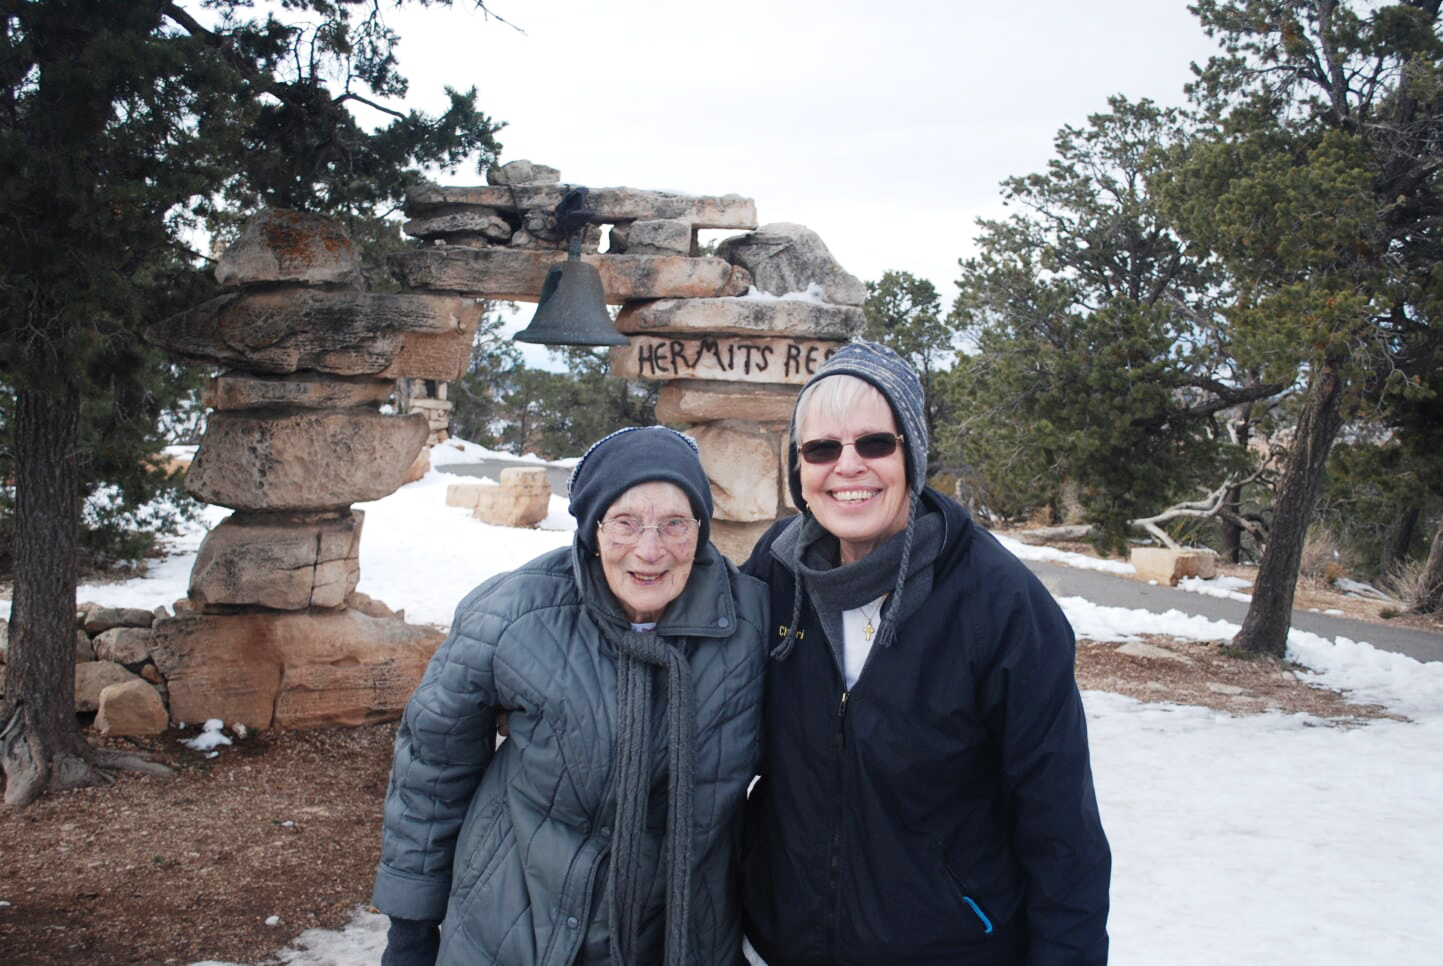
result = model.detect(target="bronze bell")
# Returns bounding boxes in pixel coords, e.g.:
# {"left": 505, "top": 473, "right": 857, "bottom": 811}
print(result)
{"left": 514, "top": 239, "right": 629, "bottom": 347}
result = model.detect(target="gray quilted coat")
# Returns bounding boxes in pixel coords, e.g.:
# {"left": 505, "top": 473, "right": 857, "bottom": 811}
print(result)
{"left": 372, "top": 539, "right": 766, "bottom": 966}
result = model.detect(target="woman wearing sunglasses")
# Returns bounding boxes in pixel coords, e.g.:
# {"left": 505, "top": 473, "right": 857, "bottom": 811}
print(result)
{"left": 741, "top": 341, "right": 1111, "bottom": 965}
{"left": 374, "top": 426, "right": 766, "bottom": 966}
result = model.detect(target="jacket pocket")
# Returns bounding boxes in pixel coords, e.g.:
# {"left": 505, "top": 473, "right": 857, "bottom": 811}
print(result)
{"left": 940, "top": 849, "right": 996, "bottom": 937}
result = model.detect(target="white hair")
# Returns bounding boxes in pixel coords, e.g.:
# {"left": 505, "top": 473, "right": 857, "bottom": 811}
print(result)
{"left": 793, "top": 374, "right": 896, "bottom": 441}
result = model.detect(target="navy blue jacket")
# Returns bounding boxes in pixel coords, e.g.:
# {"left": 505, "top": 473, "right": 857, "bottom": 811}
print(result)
{"left": 741, "top": 490, "right": 1110, "bottom": 965}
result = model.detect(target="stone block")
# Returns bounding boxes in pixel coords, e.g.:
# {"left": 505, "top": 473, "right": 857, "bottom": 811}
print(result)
{"left": 655, "top": 383, "right": 798, "bottom": 424}
{"left": 189, "top": 511, "right": 364, "bottom": 611}
{"left": 75, "top": 661, "right": 142, "bottom": 713}
{"left": 83, "top": 606, "right": 156, "bottom": 635}
{"left": 76, "top": 629, "right": 94, "bottom": 662}
{"left": 716, "top": 223, "right": 867, "bottom": 306}
{"left": 693, "top": 425, "right": 780, "bottom": 522}
{"left": 149, "top": 610, "right": 444, "bottom": 730}
{"left": 215, "top": 209, "right": 362, "bottom": 289}
{"left": 473, "top": 467, "right": 551, "bottom": 528}
{"left": 616, "top": 297, "right": 864, "bottom": 340}
{"left": 402, "top": 446, "right": 431, "bottom": 485}
{"left": 610, "top": 219, "right": 692, "bottom": 255}
{"left": 446, "top": 482, "right": 485, "bottom": 508}
{"left": 389, "top": 249, "right": 750, "bottom": 303}
{"left": 92, "top": 627, "right": 154, "bottom": 668}
{"left": 147, "top": 290, "right": 482, "bottom": 377}
{"left": 96, "top": 680, "right": 169, "bottom": 736}
{"left": 404, "top": 206, "right": 514, "bottom": 241}
{"left": 1130, "top": 547, "right": 1219, "bottom": 586}
{"left": 185, "top": 409, "right": 428, "bottom": 511}
{"left": 406, "top": 184, "right": 758, "bottom": 229}
{"left": 711, "top": 519, "right": 783, "bottom": 565}
{"left": 204, "top": 373, "right": 395, "bottom": 411}
{"left": 610, "top": 335, "right": 846, "bottom": 386}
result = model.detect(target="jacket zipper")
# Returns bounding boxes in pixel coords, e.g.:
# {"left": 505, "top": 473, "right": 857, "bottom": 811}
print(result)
{"left": 824, "top": 688, "right": 849, "bottom": 963}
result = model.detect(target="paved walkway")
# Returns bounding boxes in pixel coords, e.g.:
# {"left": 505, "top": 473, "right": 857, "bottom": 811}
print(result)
{"left": 1025, "top": 559, "right": 1443, "bottom": 664}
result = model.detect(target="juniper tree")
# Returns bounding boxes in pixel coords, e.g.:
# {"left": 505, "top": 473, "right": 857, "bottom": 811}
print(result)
{"left": 1156, "top": 0, "right": 1443, "bottom": 654}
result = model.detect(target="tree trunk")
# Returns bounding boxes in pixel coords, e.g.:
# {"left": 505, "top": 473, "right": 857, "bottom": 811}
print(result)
{"left": 2, "top": 385, "right": 170, "bottom": 808}
{"left": 1219, "top": 480, "right": 1245, "bottom": 564}
{"left": 2, "top": 385, "right": 90, "bottom": 806}
{"left": 1379, "top": 503, "right": 1420, "bottom": 576}
{"left": 1412, "top": 515, "right": 1443, "bottom": 615}
{"left": 1233, "top": 364, "right": 1347, "bottom": 658}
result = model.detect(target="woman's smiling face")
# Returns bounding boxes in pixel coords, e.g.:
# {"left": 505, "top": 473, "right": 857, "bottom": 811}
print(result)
{"left": 597, "top": 481, "right": 698, "bottom": 623}
{"left": 797, "top": 382, "right": 910, "bottom": 565}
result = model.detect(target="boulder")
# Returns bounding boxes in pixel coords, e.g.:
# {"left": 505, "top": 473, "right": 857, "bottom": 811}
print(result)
{"left": 185, "top": 409, "right": 428, "bottom": 511}
{"left": 389, "top": 248, "right": 750, "bottom": 303}
{"left": 716, "top": 223, "right": 867, "bottom": 306}
{"left": 214, "top": 209, "right": 362, "bottom": 289}
{"left": 92, "top": 627, "right": 154, "bottom": 668}
{"left": 404, "top": 206, "right": 515, "bottom": 242}
{"left": 149, "top": 610, "right": 444, "bottom": 730}
{"left": 203, "top": 372, "right": 395, "bottom": 412}
{"left": 1130, "top": 547, "right": 1219, "bottom": 586}
{"left": 485, "top": 160, "right": 562, "bottom": 186}
{"left": 83, "top": 605, "right": 156, "bottom": 635}
{"left": 95, "top": 680, "right": 169, "bottom": 736}
{"left": 76, "top": 628, "right": 95, "bottom": 663}
{"left": 189, "top": 511, "right": 364, "bottom": 611}
{"left": 406, "top": 184, "right": 758, "bottom": 229}
{"left": 75, "top": 661, "right": 142, "bottom": 713}
{"left": 146, "top": 290, "right": 481, "bottom": 377}
{"left": 655, "top": 383, "right": 797, "bottom": 424}
{"left": 693, "top": 425, "right": 781, "bottom": 522}
{"left": 616, "top": 296, "right": 864, "bottom": 339}
{"left": 473, "top": 467, "right": 551, "bottom": 528}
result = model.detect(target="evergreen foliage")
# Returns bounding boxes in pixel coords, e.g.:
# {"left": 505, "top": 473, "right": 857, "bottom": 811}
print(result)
{"left": 0, "top": 0, "right": 502, "bottom": 806}
{"left": 947, "top": 97, "right": 1280, "bottom": 551}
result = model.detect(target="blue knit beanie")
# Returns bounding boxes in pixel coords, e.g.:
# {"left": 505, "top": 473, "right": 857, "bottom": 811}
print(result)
{"left": 788, "top": 340, "right": 929, "bottom": 511}
{"left": 568, "top": 427, "right": 713, "bottom": 553}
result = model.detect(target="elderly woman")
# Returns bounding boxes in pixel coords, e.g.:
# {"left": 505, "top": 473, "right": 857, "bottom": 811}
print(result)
{"left": 373, "top": 427, "right": 766, "bottom": 966}
{"left": 742, "top": 342, "right": 1111, "bottom": 965}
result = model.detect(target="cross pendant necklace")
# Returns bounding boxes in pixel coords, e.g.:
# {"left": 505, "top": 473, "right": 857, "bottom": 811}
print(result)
{"left": 859, "top": 596, "right": 886, "bottom": 643}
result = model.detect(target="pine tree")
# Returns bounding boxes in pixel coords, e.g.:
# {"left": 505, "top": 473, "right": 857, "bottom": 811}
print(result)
{"left": 0, "top": 0, "right": 502, "bottom": 807}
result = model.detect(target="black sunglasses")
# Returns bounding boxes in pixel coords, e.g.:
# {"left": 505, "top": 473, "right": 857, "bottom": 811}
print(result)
{"left": 798, "top": 432, "right": 905, "bottom": 465}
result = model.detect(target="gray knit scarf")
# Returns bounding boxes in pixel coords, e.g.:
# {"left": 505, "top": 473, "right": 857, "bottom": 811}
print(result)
{"left": 595, "top": 618, "right": 695, "bottom": 966}
{"left": 771, "top": 496, "right": 945, "bottom": 663}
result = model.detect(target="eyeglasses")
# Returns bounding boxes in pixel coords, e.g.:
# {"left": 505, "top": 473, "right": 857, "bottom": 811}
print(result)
{"left": 597, "top": 516, "right": 699, "bottom": 546}
{"left": 798, "top": 432, "right": 905, "bottom": 465}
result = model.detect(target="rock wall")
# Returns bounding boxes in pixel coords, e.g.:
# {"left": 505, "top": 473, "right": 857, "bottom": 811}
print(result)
{"left": 397, "top": 160, "right": 864, "bottom": 560}
{"left": 141, "top": 209, "right": 457, "bottom": 730}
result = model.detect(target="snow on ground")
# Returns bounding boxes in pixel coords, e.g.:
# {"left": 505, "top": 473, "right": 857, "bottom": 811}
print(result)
{"left": 4, "top": 445, "right": 1442, "bottom": 964}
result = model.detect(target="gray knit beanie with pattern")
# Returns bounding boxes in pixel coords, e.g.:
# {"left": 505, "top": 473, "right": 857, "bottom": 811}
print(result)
{"left": 775, "top": 339, "right": 929, "bottom": 659}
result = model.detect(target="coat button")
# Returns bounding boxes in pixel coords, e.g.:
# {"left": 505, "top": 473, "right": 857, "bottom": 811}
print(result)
{"left": 717, "top": 616, "right": 730, "bottom": 628}
{"left": 567, "top": 916, "right": 579, "bottom": 929}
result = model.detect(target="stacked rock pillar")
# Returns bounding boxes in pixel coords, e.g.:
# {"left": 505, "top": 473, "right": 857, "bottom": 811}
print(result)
{"left": 395, "top": 160, "right": 865, "bottom": 560}
{"left": 144, "top": 210, "right": 481, "bottom": 730}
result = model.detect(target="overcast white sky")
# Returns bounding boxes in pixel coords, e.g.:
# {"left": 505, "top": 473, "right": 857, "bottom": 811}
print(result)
{"left": 379, "top": 0, "right": 1222, "bottom": 308}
